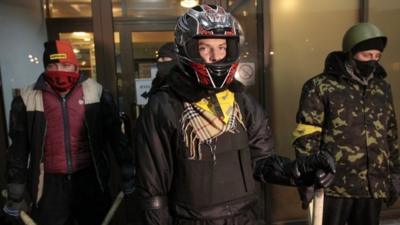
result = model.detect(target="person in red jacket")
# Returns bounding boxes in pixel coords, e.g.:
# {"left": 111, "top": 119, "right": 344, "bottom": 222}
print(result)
{"left": 3, "top": 40, "right": 135, "bottom": 225}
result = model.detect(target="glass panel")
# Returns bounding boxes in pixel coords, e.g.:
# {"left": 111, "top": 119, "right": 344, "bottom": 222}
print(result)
{"left": 230, "top": 2, "right": 263, "bottom": 223}
{"left": 370, "top": 1, "right": 400, "bottom": 139}
{"left": 228, "top": 0, "right": 246, "bottom": 7}
{"left": 231, "top": 0, "right": 259, "bottom": 91}
{"left": 132, "top": 31, "right": 174, "bottom": 78}
{"left": 115, "top": 31, "right": 174, "bottom": 119}
{"left": 131, "top": 31, "right": 173, "bottom": 115}
{"left": 48, "top": 0, "right": 92, "bottom": 18}
{"left": 114, "top": 32, "right": 124, "bottom": 112}
{"left": 112, "top": 0, "right": 187, "bottom": 18}
{"left": 59, "top": 32, "right": 96, "bottom": 79}
{"left": 268, "top": 0, "right": 358, "bottom": 222}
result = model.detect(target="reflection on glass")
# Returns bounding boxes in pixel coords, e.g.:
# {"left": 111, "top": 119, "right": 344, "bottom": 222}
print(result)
{"left": 270, "top": 0, "right": 358, "bottom": 153}
{"left": 112, "top": 0, "right": 186, "bottom": 18}
{"left": 59, "top": 32, "right": 96, "bottom": 79}
{"left": 369, "top": 0, "right": 400, "bottom": 129}
{"left": 48, "top": 0, "right": 92, "bottom": 18}
{"left": 268, "top": 0, "right": 358, "bottom": 222}
{"left": 180, "top": 0, "right": 199, "bottom": 8}
{"left": 231, "top": 0, "right": 258, "bottom": 68}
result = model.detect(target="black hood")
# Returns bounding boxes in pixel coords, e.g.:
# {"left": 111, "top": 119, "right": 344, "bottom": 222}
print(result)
{"left": 167, "top": 68, "right": 245, "bottom": 103}
{"left": 323, "top": 51, "right": 387, "bottom": 79}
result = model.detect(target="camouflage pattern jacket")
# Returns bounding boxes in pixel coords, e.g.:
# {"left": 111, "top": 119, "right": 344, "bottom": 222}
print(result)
{"left": 293, "top": 51, "right": 400, "bottom": 198}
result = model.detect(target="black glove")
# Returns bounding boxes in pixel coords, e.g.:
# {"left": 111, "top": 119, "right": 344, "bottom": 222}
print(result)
{"left": 314, "top": 169, "right": 335, "bottom": 188}
{"left": 293, "top": 151, "right": 336, "bottom": 179}
{"left": 297, "top": 170, "right": 334, "bottom": 209}
{"left": 386, "top": 174, "right": 400, "bottom": 207}
{"left": 256, "top": 153, "right": 335, "bottom": 187}
{"left": 0, "top": 209, "right": 21, "bottom": 225}
{"left": 255, "top": 155, "right": 298, "bottom": 186}
{"left": 122, "top": 179, "right": 135, "bottom": 196}
{"left": 2, "top": 184, "right": 29, "bottom": 222}
{"left": 298, "top": 185, "right": 314, "bottom": 209}
{"left": 3, "top": 199, "right": 28, "bottom": 218}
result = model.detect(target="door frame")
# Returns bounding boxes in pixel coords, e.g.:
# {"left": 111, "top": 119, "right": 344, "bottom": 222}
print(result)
{"left": 113, "top": 19, "right": 176, "bottom": 118}
{"left": 0, "top": 65, "right": 9, "bottom": 191}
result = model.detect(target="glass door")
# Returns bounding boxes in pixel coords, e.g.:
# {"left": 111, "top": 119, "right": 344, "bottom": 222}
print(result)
{"left": 59, "top": 32, "right": 97, "bottom": 79}
{"left": 114, "top": 31, "right": 174, "bottom": 120}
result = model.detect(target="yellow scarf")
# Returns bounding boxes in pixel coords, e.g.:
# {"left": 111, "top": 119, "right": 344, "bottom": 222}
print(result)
{"left": 195, "top": 90, "right": 235, "bottom": 124}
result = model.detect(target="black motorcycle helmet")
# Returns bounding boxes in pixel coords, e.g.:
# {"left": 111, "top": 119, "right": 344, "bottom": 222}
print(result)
{"left": 175, "top": 4, "right": 243, "bottom": 89}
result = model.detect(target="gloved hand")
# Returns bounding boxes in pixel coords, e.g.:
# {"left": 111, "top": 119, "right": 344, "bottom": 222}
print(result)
{"left": 297, "top": 170, "right": 334, "bottom": 209}
{"left": 2, "top": 183, "right": 29, "bottom": 223}
{"left": 386, "top": 174, "right": 400, "bottom": 207}
{"left": 292, "top": 151, "right": 336, "bottom": 188}
{"left": 0, "top": 209, "right": 21, "bottom": 225}
{"left": 298, "top": 185, "right": 314, "bottom": 209}
{"left": 3, "top": 198, "right": 28, "bottom": 219}
{"left": 256, "top": 153, "right": 335, "bottom": 187}
{"left": 314, "top": 169, "right": 335, "bottom": 188}
{"left": 293, "top": 151, "right": 336, "bottom": 179}
{"left": 122, "top": 179, "right": 135, "bottom": 196}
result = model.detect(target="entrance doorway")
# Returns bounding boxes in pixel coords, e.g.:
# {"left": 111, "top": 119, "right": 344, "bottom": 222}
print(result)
{"left": 114, "top": 29, "right": 174, "bottom": 121}
{"left": 43, "top": 1, "right": 266, "bottom": 224}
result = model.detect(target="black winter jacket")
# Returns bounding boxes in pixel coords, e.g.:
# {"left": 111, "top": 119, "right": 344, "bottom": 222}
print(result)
{"left": 134, "top": 71, "right": 300, "bottom": 225}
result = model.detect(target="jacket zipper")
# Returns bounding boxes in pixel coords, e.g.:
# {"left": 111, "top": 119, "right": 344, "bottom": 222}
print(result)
{"left": 362, "top": 85, "right": 372, "bottom": 196}
{"left": 61, "top": 96, "right": 73, "bottom": 175}
{"left": 84, "top": 118, "right": 104, "bottom": 192}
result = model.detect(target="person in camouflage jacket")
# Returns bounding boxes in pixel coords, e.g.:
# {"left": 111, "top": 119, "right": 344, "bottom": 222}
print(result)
{"left": 293, "top": 23, "right": 400, "bottom": 225}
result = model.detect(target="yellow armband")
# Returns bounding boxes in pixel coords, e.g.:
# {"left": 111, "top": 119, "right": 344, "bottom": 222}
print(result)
{"left": 292, "top": 123, "right": 322, "bottom": 143}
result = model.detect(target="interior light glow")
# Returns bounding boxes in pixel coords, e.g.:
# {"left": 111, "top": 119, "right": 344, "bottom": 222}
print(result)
{"left": 180, "top": 0, "right": 199, "bottom": 8}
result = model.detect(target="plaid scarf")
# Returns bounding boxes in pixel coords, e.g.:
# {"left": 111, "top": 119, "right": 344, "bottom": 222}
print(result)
{"left": 181, "top": 99, "right": 245, "bottom": 160}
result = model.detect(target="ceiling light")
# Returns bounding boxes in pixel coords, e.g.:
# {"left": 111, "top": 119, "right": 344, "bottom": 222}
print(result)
{"left": 180, "top": 0, "right": 199, "bottom": 8}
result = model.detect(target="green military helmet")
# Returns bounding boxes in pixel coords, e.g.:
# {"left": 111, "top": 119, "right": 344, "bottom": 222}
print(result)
{"left": 342, "top": 23, "right": 387, "bottom": 52}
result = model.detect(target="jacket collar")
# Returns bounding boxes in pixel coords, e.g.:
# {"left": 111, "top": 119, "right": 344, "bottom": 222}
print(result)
{"left": 323, "top": 51, "right": 387, "bottom": 80}
{"left": 167, "top": 68, "right": 245, "bottom": 103}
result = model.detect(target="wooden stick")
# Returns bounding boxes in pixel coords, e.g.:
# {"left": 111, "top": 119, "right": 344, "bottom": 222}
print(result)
{"left": 308, "top": 188, "right": 324, "bottom": 225}
{"left": 20, "top": 211, "right": 37, "bottom": 225}
{"left": 101, "top": 191, "right": 125, "bottom": 225}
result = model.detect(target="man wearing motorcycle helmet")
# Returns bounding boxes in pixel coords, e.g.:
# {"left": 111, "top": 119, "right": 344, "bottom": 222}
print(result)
{"left": 174, "top": 4, "right": 241, "bottom": 90}
{"left": 294, "top": 23, "right": 400, "bottom": 225}
{"left": 133, "top": 4, "right": 336, "bottom": 224}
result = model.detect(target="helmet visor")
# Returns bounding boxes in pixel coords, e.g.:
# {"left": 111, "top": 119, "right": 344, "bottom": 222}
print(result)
{"left": 184, "top": 37, "right": 240, "bottom": 64}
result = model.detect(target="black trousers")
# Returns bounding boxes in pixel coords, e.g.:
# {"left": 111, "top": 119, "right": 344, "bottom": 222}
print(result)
{"left": 323, "top": 197, "right": 382, "bottom": 225}
{"left": 31, "top": 167, "right": 111, "bottom": 225}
